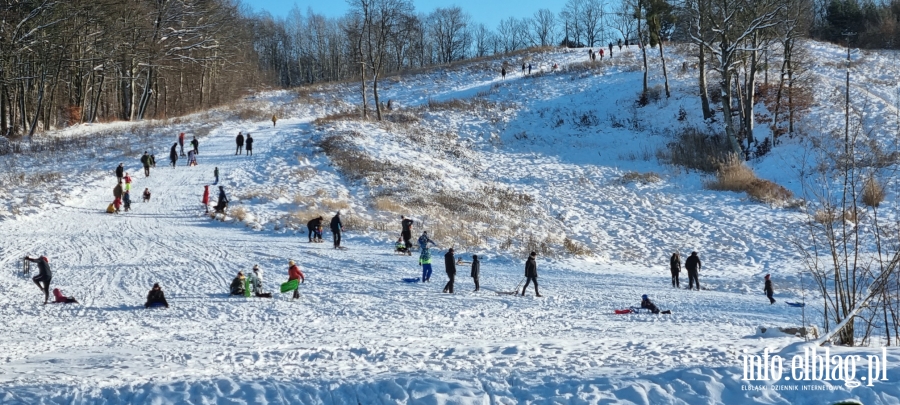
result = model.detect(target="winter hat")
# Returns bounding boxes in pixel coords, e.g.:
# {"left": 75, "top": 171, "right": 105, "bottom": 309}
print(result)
{"left": 472, "top": 255, "right": 478, "bottom": 260}
{"left": 448, "top": 248, "right": 454, "bottom": 253}
{"left": 765, "top": 274, "right": 770, "bottom": 279}
{"left": 253, "top": 264, "right": 260, "bottom": 271}
{"left": 238, "top": 271, "right": 244, "bottom": 276}
{"left": 642, "top": 294, "right": 648, "bottom": 299}
{"left": 288, "top": 260, "right": 295, "bottom": 266}
{"left": 153, "top": 283, "right": 160, "bottom": 288}
{"left": 691, "top": 251, "right": 697, "bottom": 255}
{"left": 530, "top": 251, "right": 537, "bottom": 257}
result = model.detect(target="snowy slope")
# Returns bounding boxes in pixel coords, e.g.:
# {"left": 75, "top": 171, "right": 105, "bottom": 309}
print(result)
{"left": 1, "top": 43, "right": 899, "bottom": 404}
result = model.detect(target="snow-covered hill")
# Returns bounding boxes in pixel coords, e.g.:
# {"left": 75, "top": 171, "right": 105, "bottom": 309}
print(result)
{"left": 1, "top": 41, "right": 898, "bottom": 404}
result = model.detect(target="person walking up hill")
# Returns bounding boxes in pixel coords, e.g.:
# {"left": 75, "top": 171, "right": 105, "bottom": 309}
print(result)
{"left": 521, "top": 252, "right": 541, "bottom": 297}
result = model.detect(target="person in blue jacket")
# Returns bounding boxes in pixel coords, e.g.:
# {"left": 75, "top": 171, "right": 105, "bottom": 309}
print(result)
{"left": 418, "top": 231, "right": 436, "bottom": 282}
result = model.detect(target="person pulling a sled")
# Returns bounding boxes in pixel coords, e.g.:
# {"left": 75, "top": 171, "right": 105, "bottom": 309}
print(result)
{"left": 25, "top": 255, "right": 52, "bottom": 304}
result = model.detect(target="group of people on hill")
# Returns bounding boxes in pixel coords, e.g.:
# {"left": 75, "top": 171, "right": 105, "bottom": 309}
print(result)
{"left": 170, "top": 132, "right": 200, "bottom": 167}
{"left": 669, "top": 251, "right": 702, "bottom": 290}
{"left": 235, "top": 132, "right": 254, "bottom": 155}
{"left": 109, "top": 163, "right": 151, "bottom": 214}
{"left": 398, "top": 216, "right": 540, "bottom": 296}
{"left": 306, "top": 212, "right": 343, "bottom": 248}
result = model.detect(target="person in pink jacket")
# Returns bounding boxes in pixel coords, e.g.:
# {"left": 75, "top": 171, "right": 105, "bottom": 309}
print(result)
{"left": 53, "top": 288, "right": 78, "bottom": 304}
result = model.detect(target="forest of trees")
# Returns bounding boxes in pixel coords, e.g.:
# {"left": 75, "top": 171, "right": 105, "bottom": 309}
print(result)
{"left": 3, "top": 0, "right": 900, "bottom": 137}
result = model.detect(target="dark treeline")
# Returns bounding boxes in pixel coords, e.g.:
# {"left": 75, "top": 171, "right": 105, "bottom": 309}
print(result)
{"left": 0, "top": 0, "right": 257, "bottom": 137}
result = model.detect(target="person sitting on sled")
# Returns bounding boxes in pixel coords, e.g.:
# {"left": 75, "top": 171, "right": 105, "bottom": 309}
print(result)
{"left": 52, "top": 288, "right": 79, "bottom": 304}
{"left": 395, "top": 237, "right": 408, "bottom": 254}
{"left": 641, "top": 294, "right": 671, "bottom": 314}
{"left": 145, "top": 283, "right": 169, "bottom": 308}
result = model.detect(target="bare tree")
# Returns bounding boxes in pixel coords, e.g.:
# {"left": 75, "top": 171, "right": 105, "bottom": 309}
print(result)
{"left": 531, "top": 8, "right": 558, "bottom": 47}
{"left": 427, "top": 7, "right": 471, "bottom": 64}
{"left": 688, "top": 0, "right": 784, "bottom": 156}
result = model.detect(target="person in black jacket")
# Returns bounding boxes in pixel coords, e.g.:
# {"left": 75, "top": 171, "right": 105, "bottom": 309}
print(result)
{"left": 443, "top": 248, "right": 456, "bottom": 293}
{"left": 685, "top": 251, "right": 701, "bottom": 290}
{"left": 215, "top": 186, "right": 229, "bottom": 213}
{"left": 307, "top": 216, "right": 324, "bottom": 242}
{"left": 641, "top": 294, "right": 671, "bottom": 314}
{"left": 169, "top": 143, "right": 178, "bottom": 167}
{"left": 140, "top": 152, "right": 152, "bottom": 177}
{"left": 522, "top": 252, "right": 541, "bottom": 297}
{"left": 330, "top": 212, "right": 343, "bottom": 248}
{"left": 191, "top": 136, "right": 199, "bottom": 155}
{"left": 246, "top": 133, "right": 253, "bottom": 156}
{"left": 401, "top": 215, "right": 414, "bottom": 254}
{"left": 235, "top": 132, "right": 244, "bottom": 155}
{"left": 669, "top": 252, "right": 682, "bottom": 288}
{"left": 471, "top": 255, "right": 480, "bottom": 292}
{"left": 145, "top": 283, "right": 169, "bottom": 308}
{"left": 230, "top": 272, "right": 246, "bottom": 295}
{"left": 25, "top": 256, "right": 52, "bottom": 304}
{"left": 764, "top": 274, "right": 775, "bottom": 304}
{"left": 115, "top": 163, "right": 124, "bottom": 183}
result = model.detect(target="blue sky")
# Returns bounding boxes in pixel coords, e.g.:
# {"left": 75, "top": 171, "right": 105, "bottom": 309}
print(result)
{"left": 242, "top": 0, "right": 569, "bottom": 29}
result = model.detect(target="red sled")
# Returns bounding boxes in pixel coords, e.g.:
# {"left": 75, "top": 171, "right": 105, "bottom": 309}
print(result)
{"left": 614, "top": 309, "right": 633, "bottom": 314}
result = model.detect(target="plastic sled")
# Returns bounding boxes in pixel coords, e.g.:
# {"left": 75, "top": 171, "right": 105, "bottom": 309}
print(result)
{"left": 614, "top": 309, "right": 634, "bottom": 314}
{"left": 786, "top": 302, "right": 806, "bottom": 307}
{"left": 147, "top": 302, "right": 167, "bottom": 308}
{"left": 402, "top": 277, "right": 421, "bottom": 283}
{"left": 280, "top": 279, "right": 299, "bottom": 293}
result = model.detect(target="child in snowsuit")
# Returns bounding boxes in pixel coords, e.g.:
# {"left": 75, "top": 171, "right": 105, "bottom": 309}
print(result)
{"left": 641, "top": 294, "right": 671, "bottom": 314}
{"left": 230, "top": 272, "right": 246, "bottom": 295}
{"left": 418, "top": 231, "right": 436, "bottom": 282}
{"left": 123, "top": 173, "right": 132, "bottom": 192}
{"left": 202, "top": 185, "right": 210, "bottom": 213}
{"left": 123, "top": 190, "right": 132, "bottom": 212}
{"left": 143, "top": 188, "right": 151, "bottom": 202}
{"left": 249, "top": 265, "right": 272, "bottom": 298}
{"left": 288, "top": 260, "right": 305, "bottom": 299}
{"left": 395, "top": 237, "right": 408, "bottom": 254}
{"left": 764, "top": 274, "right": 775, "bottom": 304}
{"left": 53, "top": 288, "right": 78, "bottom": 304}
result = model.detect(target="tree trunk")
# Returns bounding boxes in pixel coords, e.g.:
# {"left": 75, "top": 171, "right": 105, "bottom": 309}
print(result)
{"left": 698, "top": 45, "right": 712, "bottom": 120}
{"left": 373, "top": 71, "right": 382, "bottom": 121}
{"left": 744, "top": 33, "right": 759, "bottom": 149}
{"left": 27, "top": 70, "right": 47, "bottom": 137}
{"left": 637, "top": 5, "right": 648, "bottom": 95}
{"left": 137, "top": 67, "right": 153, "bottom": 120}
{"left": 658, "top": 41, "right": 670, "bottom": 98}
{"left": 721, "top": 67, "right": 741, "bottom": 156}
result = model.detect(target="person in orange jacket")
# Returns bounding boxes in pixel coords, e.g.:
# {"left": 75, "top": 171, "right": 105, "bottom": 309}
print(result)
{"left": 288, "top": 259, "right": 305, "bottom": 299}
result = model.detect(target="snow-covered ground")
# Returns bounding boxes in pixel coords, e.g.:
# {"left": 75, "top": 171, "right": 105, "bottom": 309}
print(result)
{"left": 1, "top": 42, "right": 899, "bottom": 404}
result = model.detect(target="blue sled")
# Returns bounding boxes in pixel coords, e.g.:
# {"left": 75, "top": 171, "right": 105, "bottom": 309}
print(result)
{"left": 402, "top": 277, "right": 421, "bottom": 283}
{"left": 786, "top": 302, "right": 806, "bottom": 307}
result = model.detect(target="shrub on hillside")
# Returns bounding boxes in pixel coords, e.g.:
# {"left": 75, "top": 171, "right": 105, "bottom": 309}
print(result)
{"left": 862, "top": 176, "right": 885, "bottom": 208}
{"left": 705, "top": 160, "right": 793, "bottom": 205}
{"left": 661, "top": 127, "right": 733, "bottom": 172}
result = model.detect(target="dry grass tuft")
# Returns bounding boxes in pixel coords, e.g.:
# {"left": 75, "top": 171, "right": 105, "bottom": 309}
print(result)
{"left": 705, "top": 160, "right": 793, "bottom": 204}
{"left": 426, "top": 97, "right": 495, "bottom": 112}
{"left": 313, "top": 110, "right": 360, "bottom": 125}
{"left": 563, "top": 237, "right": 592, "bottom": 256}
{"left": 619, "top": 171, "right": 662, "bottom": 184}
{"left": 861, "top": 176, "right": 885, "bottom": 208}
{"left": 230, "top": 206, "right": 249, "bottom": 222}
{"left": 373, "top": 197, "right": 406, "bottom": 213}
{"left": 661, "top": 127, "right": 735, "bottom": 173}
